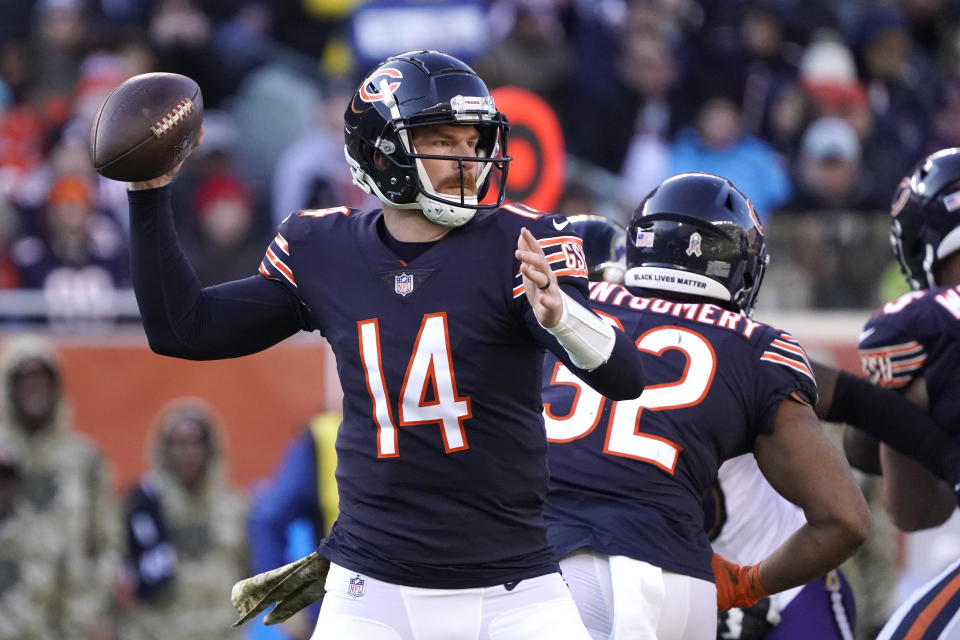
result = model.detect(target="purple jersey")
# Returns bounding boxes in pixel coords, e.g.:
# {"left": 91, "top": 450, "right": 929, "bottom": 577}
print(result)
{"left": 542, "top": 282, "right": 817, "bottom": 581}
{"left": 859, "top": 287, "right": 960, "bottom": 437}
{"left": 258, "top": 203, "right": 593, "bottom": 588}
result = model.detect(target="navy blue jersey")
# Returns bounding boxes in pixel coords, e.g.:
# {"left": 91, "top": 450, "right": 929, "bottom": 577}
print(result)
{"left": 859, "top": 287, "right": 960, "bottom": 437}
{"left": 258, "top": 203, "right": 595, "bottom": 588}
{"left": 543, "top": 282, "right": 817, "bottom": 581}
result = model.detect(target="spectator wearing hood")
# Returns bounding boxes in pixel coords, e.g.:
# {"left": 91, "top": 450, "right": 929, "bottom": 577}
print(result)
{"left": 118, "top": 397, "right": 248, "bottom": 640}
{"left": 0, "top": 333, "right": 120, "bottom": 639}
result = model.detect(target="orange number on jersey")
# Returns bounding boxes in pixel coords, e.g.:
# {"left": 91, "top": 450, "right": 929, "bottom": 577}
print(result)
{"left": 358, "top": 313, "right": 472, "bottom": 458}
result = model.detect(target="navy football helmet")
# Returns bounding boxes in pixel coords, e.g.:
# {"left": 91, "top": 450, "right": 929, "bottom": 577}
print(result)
{"left": 625, "top": 173, "right": 769, "bottom": 316}
{"left": 343, "top": 50, "right": 511, "bottom": 227}
{"left": 566, "top": 215, "right": 627, "bottom": 283}
{"left": 889, "top": 148, "right": 960, "bottom": 290}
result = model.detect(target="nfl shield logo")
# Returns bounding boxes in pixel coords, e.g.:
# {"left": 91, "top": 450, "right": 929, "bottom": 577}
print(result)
{"left": 395, "top": 273, "right": 414, "bottom": 296}
{"left": 685, "top": 232, "right": 703, "bottom": 257}
{"left": 348, "top": 574, "right": 365, "bottom": 598}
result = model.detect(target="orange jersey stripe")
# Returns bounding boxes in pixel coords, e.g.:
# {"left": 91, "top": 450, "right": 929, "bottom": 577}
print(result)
{"left": 771, "top": 338, "right": 812, "bottom": 370}
{"left": 554, "top": 267, "right": 589, "bottom": 279}
{"left": 760, "top": 352, "right": 815, "bottom": 381}
{"left": 860, "top": 341, "right": 923, "bottom": 356}
{"left": 538, "top": 236, "right": 583, "bottom": 248}
{"left": 259, "top": 262, "right": 276, "bottom": 279}
{"left": 903, "top": 570, "right": 960, "bottom": 640}
{"left": 503, "top": 203, "right": 542, "bottom": 219}
{"left": 299, "top": 206, "right": 350, "bottom": 218}
{"left": 274, "top": 233, "right": 289, "bottom": 255}
{"left": 891, "top": 356, "right": 927, "bottom": 372}
{"left": 266, "top": 248, "right": 297, "bottom": 286}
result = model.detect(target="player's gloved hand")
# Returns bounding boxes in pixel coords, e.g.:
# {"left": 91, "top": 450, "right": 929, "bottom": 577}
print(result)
{"left": 231, "top": 550, "right": 330, "bottom": 626}
{"left": 712, "top": 553, "right": 769, "bottom": 611}
{"left": 717, "top": 597, "right": 782, "bottom": 639}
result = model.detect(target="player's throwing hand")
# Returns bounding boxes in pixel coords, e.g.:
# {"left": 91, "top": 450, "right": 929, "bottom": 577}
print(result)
{"left": 128, "top": 127, "right": 204, "bottom": 191}
{"left": 517, "top": 227, "right": 563, "bottom": 328}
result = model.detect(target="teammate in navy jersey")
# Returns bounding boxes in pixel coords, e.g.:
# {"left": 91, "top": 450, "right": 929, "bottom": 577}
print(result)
{"left": 118, "top": 51, "right": 645, "bottom": 640}
{"left": 559, "top": 214, "right": 960, "bottom": 640}
{"left": 541, "top": 173, "right": 869, "bottom": 640}
{"left": 859, "top": 149, "right": 960, "bottom": 640}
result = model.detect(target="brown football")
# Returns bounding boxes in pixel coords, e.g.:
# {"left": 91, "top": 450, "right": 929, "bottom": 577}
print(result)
{"left": 89, "top": 72, "right": 204, "bottom": 182}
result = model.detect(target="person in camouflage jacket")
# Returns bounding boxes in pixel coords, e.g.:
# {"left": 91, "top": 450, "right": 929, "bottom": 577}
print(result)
{"left": 0, "top": 334, "right": 120, "bottom": 640}
{"left": 117, "top": 397, "right": 248, "bottom": 640}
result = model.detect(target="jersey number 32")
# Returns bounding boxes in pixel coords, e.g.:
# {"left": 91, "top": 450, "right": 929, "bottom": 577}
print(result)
{"left": 545, "top": 326, "right": 716, "bottom": 474}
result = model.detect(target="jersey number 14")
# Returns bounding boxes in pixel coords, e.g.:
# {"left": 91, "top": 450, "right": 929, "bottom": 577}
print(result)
{"left": 358, "top": 313, "right": 472, "bottom": 458}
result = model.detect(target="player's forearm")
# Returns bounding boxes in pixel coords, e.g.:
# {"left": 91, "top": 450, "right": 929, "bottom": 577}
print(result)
{"left": 531, "top": 285, "right": 646, "bottom": 400}
{"left": 128, "top": 186, "right": 302, "bottom": 359}
{"left": 573, "top": 328, "right": 646, "bottom": 400}
{"left": 880, "top": 444, "right": 956, "bottom": 531}
{"left": 813, "top": 362, "right": 960, "bottom": 486}
{"left": 756, "top": 517, "right": 865, "bottom": 594}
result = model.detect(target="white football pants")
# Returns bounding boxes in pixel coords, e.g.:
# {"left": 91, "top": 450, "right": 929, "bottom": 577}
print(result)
{"left": 560, "top": 548, "right": 717, "bottom": 640}
{"left": 312, "top": 562, "right": 593, "bottom": 640}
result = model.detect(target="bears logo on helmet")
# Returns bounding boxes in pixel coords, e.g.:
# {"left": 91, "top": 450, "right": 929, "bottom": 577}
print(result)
{"left": 889, "top": 148, "right": 960, "bottom": 290}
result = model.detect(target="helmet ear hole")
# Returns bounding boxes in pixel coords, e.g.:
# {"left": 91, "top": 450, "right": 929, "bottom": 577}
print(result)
{"left": 724, "top": 193, "right": 736, "bottom": 212}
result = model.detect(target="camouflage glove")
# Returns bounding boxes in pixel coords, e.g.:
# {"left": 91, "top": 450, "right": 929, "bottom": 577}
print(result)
{"left": 231, "top": 551, "right": 330, "bottom": 626}
{"left": 717, "top": 597, "right": 781, "bottom": 639}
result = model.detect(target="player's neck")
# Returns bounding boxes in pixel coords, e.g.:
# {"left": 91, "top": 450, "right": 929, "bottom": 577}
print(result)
{"left": 381, "top": 205, "right": 450, "bottom": 243}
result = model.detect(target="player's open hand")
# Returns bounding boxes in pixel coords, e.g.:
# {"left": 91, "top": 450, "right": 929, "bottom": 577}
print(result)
{"left": 516, "top": 227, "right": 563, "bottom": 328}
{"left": 128, "top": 127, "right": 204, "bottom": 192}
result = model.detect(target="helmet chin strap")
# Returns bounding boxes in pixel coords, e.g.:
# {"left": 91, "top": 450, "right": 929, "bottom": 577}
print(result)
{"left": 414, "top": 158, "right": 478, "bottom": 227}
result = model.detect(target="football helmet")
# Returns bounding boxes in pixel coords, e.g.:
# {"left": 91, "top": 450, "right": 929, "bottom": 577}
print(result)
{"left": 625, "top": 173, "right": 769, "bottom": 316}
{"left": 566, "top": 214, "right": 627, "bottom": 283}
{"left": 889, "top": 147, "right": 960, "bottom": 290}
{"left": 343, "top": 50, "right": 511, "bottom": 227}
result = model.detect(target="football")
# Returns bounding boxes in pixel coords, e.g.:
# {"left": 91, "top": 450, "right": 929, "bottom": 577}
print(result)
{"left": 89, "top": 72, "right": 203, "bottom": 182}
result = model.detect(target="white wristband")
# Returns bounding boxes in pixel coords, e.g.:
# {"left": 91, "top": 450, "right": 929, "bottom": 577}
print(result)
{"left": 544, "top": 290, "right": 616, "bottom": 371}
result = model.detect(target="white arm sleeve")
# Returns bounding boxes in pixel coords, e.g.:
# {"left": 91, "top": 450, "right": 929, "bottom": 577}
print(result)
{"left": 543, "top": 289, "right": 616, "bottom": 371}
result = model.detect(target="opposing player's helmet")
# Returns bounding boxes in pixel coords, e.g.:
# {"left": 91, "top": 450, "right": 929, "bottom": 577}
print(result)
{"left": 625, "top": 173, "right": 769, "bottom": 316}
{"left": 889, "top": 148, "right": 960, "bottom": 290}
{"left": 343, "top": 50, "right": 511, "bottom": 227}
{"left": 566, "top": 214, "right": 627, "bottom": 283}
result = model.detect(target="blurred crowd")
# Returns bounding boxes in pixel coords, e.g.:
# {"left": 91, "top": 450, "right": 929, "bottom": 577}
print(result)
{"left": 0, "top": 331, "right": 331, "bottom": 640}
{"left": 0, "top": 0, "right": 959, "bottom": 321}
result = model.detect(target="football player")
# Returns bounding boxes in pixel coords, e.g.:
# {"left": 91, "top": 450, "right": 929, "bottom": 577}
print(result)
{"left": 559, "top": 204, "right": 960, "bottom": 640}
{"left": 861, "top": 148, "right": 960, "bottom": 639}
{"left": 119, "top": 50, "right": 646, "bottom": 640}
{"left": 541, "top": 173, "right": 869, "bottom": 639}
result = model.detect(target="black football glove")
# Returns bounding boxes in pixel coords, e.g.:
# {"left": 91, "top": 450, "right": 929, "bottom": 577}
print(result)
{"left": 717, "top": 596, "right": 781, "bottom": 640}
